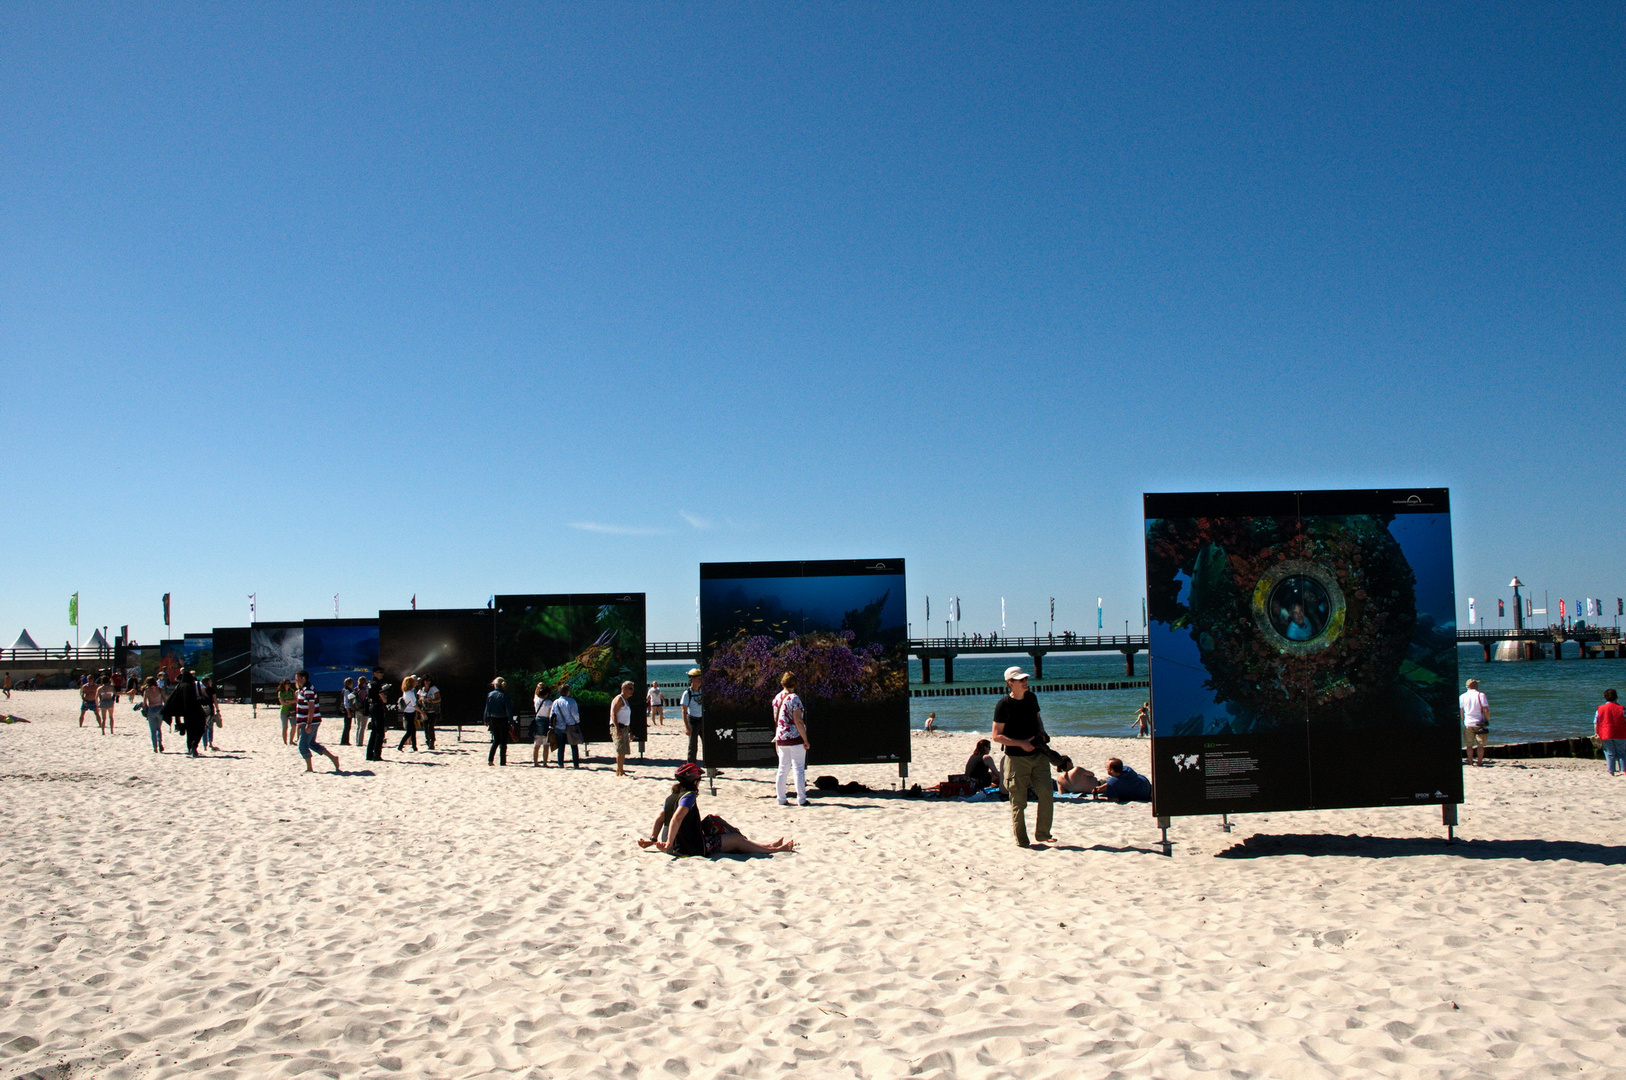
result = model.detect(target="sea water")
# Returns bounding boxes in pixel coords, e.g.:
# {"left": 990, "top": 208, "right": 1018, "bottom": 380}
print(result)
{"left": 655, "top": 643, "right": 1622, "bottom": 744}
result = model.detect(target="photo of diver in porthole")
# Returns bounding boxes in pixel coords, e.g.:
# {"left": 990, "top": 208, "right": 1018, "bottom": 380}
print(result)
{"left": 1268, "top": 575, "right": 1330, "bottom": 643}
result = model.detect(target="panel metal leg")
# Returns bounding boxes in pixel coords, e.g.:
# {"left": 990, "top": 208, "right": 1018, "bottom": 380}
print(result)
{"left": 1158, "top": 815, "right": 1171, "bottom": 856}
{"left": 1220, "top": 813, "right": 1232, "bottom": 833}
{"left": 1442, "top": 802, "right": 1457, "bottom": 842}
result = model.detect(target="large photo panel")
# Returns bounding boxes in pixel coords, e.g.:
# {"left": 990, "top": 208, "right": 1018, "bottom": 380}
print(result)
{"left": 303, "top": 619, "right": 380, "bottom": 716}
{"left": 1144, "top": 489, "right": 1461, "bottom": 817}
{"left": 377, "top": 609, "right": 493, "bottom": 728}
{"left": 493, "top": 594, "right": 647, "bottom": 743}
{"left": 250, "top": 623, "right": 304, "bottom": 705}
{"left": 212, "top": 627, "right": 252, "bottom": 699}
{"left": 699, "top": 559, "right": 910, "bottom": 769}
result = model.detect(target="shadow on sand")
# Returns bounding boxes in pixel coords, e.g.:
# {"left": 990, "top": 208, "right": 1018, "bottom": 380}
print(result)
{"left": 1216, "top": 833, "right": 1626, "bottom": 865}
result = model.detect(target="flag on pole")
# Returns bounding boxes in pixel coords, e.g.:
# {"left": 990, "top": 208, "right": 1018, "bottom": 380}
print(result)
{"left": 249, "top": 593, "right": 257, "bottom": 622}
{"left": 1000, "top": 598, "right": 1005, "bottom": 631}
{"left": 1559, "top": 599, "right": 1566, "bottom": 619}
{"left": 1497, "top": 599, "right": 1504, "bottom": 618}
{"left": 925, "top": 596, "right": 930, "bottom": 621}
{"left": 1049, "top": 597, "right": 1054, "bottom": 621}
{"left": 1468, "top": 598, "right": 1476, "bottom": 625}
{"left": 1142, "top": 598, "right": 1147, "bottom": 627}
{"left": 411, "top": 594, "right": 417, "bottom": 611}
{"left": 1097, "top": 598, "right": 1103, "bottom": 629}
{"left": 68, "top": 593, "right": 78, "bottom": 627}
{"left": 162, "top": 593, "right": 171, "bottom": 628}
{"left": 334, "top": 594, "right": 340, "bottom": 617}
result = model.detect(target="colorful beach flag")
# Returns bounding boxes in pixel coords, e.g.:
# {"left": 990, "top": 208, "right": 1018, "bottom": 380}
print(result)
{"left": 1097, "top": 598, "right": 1103, "bottom": 629}
{"left": 162, "top": 593, "right": 171, "bottom": 627}
{"left": 68, "top": 593, "right": 78, "bottom": 627}
{"left": 1468, "top": 598, "right": 1476, "bottom": 625}
{"left": 1498, "top": 599, "right": 1505, "bottom": 618}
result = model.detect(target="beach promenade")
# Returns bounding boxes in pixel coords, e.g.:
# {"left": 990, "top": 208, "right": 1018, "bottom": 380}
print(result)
{"left": 2, "top": 690, "right": 1623, "bottom": 1079}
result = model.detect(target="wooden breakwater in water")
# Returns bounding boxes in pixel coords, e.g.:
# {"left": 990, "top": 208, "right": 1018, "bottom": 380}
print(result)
{"left": 1484, "top": 737, "right": 1604, "bottom": 760}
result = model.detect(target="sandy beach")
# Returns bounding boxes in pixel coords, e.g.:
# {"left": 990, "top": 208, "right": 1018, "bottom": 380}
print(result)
{"left": 2, "top": 689, "right": 1624, "bottom": 1079}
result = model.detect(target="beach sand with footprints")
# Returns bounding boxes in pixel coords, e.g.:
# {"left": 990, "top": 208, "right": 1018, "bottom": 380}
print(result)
{"left": 2, "top": 689, "right": 1624, "bottom": 1079}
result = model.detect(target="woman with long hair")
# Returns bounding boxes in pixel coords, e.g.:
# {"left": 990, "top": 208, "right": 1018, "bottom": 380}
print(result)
{"left": 277, "top": 678, "right": 296, "bottom": 745}
{"left": 141, "top": 677, "right": 165, "bottom": 752}
{"left": 639, "top": 763, "right": 794, "bottom": 856}
{"left": 397, "top": 675, "right": 419, "bottom": 751}
{"left": 97, "top": 674, "right": 117, "bottom": 732}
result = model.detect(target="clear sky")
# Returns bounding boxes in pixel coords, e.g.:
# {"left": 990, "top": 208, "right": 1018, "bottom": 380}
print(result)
{"left": 4, "top": 3, "right": 1622, "bottom": 646}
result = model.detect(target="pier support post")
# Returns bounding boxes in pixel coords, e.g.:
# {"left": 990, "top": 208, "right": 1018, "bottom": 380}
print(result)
{"left": 920, "top": 657, "right": 931, "bottom": 683}
{"left": 1123, "top": 650, "right": 1136, "bottom": 676}
{"left": 1481, "top": 641, "right": 1492, "bottom": 662}
{"left": 1027, "top": 651, "right": 1044, "bottom": 680}
{"left": 943, "top": 655, "right": 955, "bottom": 683}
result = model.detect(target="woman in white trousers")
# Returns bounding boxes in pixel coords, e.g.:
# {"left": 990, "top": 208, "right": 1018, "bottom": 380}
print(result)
{"left": 772, "top": 671, "right": 810, "bottom": 806}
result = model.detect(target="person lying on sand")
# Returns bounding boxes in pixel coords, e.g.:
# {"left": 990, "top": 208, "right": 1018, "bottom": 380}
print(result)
{"left": 638, "top": 763, "right": 794, "bottom": 857}
{"left": 1052, "top": 755, "right": 1097, "bottom": 794}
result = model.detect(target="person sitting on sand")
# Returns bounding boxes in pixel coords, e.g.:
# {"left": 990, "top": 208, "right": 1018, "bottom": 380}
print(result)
{"left": 964, "top": 738, "right": 1003, "bottom": 792}
{"left": 1093, "top": 758, "right": 1152, "bottom": 803}
{"left": 1052, "top": 755, "right": 1097, "bottom": 794}
{"left": 924, "top": 712, "right": 938, "bottom": 732}
{"left": 638, "top": 763, "right": 794, "bottom": 857}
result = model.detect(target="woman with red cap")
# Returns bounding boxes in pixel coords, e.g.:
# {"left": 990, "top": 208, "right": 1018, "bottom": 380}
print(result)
{"left": 639, "top": 764, "right": 794, "bottom": 856}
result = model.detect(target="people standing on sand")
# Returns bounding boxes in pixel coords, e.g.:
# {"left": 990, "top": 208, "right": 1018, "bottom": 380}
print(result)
{"left": 552, "top": 687, "right": 583, "bottom": 768}
{"left": 611, "top": 680, "right": 635, "bottom": 777}
{"left": 772, "top": 672, "right": 810, "bottom": 806}
{"left": 162, "top": 671, "right": 207, "bottom": 757}
{"left": 964, "top": 738, "right": 1003, "bottom": 792}
{"left": 97, "top": 674, "right": 116, "bottom": 732}
{"left": 639, "top": 763, "right": 795, "bottom": 857}
{"left": 531, "top": 683, "right": 554, "bottom": 766}
{"left": 418, "top": 675, "right": 440, "bottom": 750}
{"left": 680, "top": 668, "right": 710, "bottom": 774}
{"left": 1132, "top": 701, "right": 1150, "bottom": 738}
{"left": 646, "top": 680, "right": 665, "bottom": 726}
{"left": 397, "top": 675, "right": 420, "bottom": 751}
{"left": 1093, "top": 758, "right": 1152, "bottom": 802}
{"left": 293, "top": 670, "right": 341, "bottom": 773}
{"left": 992, "top": 666, "right": 1054, "bottom": 848}
{"left": 1596, "top": 689, "right": 1625, "bottom": 777}
{"left": 196, "top": 675, "right": 216, "bottom": 751}
{"left": 277, "top": 679, "right": 296, "bottom": 745}
{"left": 141, "top": 676, "right": 165, "bottom": 752}
{"left": 3, "top": 672, "right": 10, "bottom": 699}
{"left": 485, "top": 677, "right": 512, "bottom": 766}
{"left": 79, "top": 676, "right": 100, "bottom": 729}
{"left": 340, "top": 678, "right": 357, "bottom": 745}
{"left": 1460, "top": 678, "right": 1491, "bottom": 767}
{"left": 365, "top": 683, "right": 393, "bottom": 762}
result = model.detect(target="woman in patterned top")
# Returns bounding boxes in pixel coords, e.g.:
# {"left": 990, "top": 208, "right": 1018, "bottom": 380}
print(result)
{"left": 772, "top": 671, "right": 811, "bottom": 806}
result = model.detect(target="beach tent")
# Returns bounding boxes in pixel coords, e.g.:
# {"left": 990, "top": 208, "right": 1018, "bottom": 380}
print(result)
{"left": 11, "top": 630, "right": 38, "bottom": 650}
{"left": 86, "top": 628, "right": 109, "bottom": 650}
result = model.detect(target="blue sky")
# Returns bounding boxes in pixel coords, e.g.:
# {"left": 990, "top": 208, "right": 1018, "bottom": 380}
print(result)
{"left": 3, "top": 3, "right": 1622, "bottom": 645}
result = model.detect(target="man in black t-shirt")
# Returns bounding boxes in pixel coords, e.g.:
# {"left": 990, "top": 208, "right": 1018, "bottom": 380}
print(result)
{"left": 992, "top": 665, "right": 1054, "bottom": 847}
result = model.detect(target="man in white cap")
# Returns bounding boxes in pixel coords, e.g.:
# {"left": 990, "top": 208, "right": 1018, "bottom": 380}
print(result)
{"left": 992, "top": 665, "right": 1053, "bottom": 848}
{"left": 680, "top": 668, "right": 709, "bottom": 774}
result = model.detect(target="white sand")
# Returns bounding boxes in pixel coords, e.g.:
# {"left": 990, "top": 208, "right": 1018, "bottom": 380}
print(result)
{"left": 2, "top": 689, "right": 1624, "bottom": 1079}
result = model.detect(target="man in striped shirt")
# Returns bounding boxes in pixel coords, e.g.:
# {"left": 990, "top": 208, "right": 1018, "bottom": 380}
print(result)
{"left": 294, "top": 670, "right": 341, "bottom": 773}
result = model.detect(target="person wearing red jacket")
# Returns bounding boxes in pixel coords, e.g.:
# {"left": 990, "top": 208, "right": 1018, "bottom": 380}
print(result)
{"left": 1596, "top": 689, "right": 1625, "bottom": 777}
